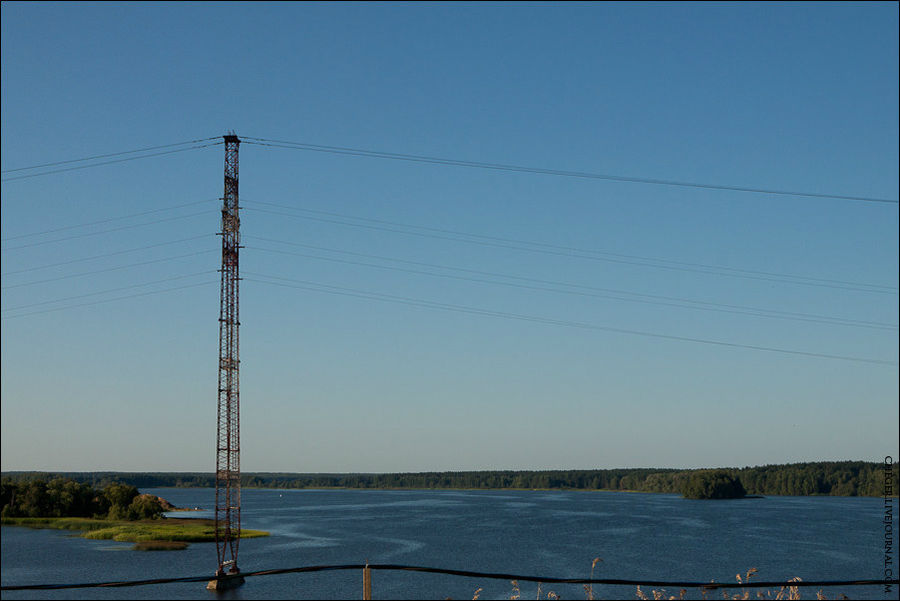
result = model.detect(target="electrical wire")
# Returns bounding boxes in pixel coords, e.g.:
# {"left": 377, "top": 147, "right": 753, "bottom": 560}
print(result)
{"left": 241, "top": 137, "right": 899, "bottom": 205}
{"left": 1, "top": 249, "right": 216, "bottom": 290}
{"left": 1, "top": 210, "right": 213, "bottom": 251}
{"left": 243, "top": 272, "right": 898, "bottom": 366}
{"left": 1, "top": 142, "right": 222, "bottom": 182}
{"left": 241, "top": 204, "right": 897, "bottom": 294}
{"left": 1, "top": 137, "right": 222, "bottom": 173}
{"left": 245, "top": 241, "right": 896, "bottom": 331}
{"left": 0, "top": 234, "right": 213, "bottom": 277}
{"left": 1, "top": 271, "right": 216, "bottom": 313}
{"left": 0, "top": 562, "right": 893, "bottom": 591}
{"left": 0, "top": 199, "right": 217, "bottom": 242}
{"left": 1, "top": 280, "right": 217, "bottom": 320}
{"left": 275, "top": 203, "right": 895, "bottom": 291}
{"left": 243, "top": 200, "right": 897, "bottom": 292}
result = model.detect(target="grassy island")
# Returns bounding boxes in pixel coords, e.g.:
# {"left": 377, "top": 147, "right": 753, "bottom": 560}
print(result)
{"left": 1, "top": 478, "right": 269, "bottom": 550}
{"left": 1, "top": 516, "right": 269, "bottom": 550}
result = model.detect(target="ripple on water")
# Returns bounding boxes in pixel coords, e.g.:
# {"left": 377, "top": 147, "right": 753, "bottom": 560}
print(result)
{"left": 549, "top": 509, "right": 614, "bottom": 518}
{"left": 504, "top": 502, "right": 538, "bottom": 509}
{"left": 366, "top": 536, "right": 426, "bottom": 560}
{"left": 1, "top": 489, "right": 884, "bottom": 600}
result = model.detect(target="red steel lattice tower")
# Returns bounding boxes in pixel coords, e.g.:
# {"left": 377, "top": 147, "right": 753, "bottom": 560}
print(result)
{"left": 215, "top": 134, "right": 242, "bottom": 577}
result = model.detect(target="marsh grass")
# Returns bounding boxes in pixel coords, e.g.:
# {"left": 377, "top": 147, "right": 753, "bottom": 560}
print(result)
{"left": 632, "top": 569, "right": 837, "bottom": 601}
{"left": 1, "top": 517, "right": 112, "bottom": 532}
{"left": 2, "top": 516, "right": 269, "bottom": 548}
{"left": 465, "top": 563, "right": 844, "bottom": 600}
{"left": 584, "top": 557, "right": 602, "bottom": 600}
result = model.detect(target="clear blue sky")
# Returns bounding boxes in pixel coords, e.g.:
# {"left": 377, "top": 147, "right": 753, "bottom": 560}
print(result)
{"left": 1, "top": 2, "right": 897, "bottom": 473}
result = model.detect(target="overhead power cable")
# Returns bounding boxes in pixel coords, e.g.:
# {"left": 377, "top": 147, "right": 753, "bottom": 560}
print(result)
{"left": 244, "top": 200, "right": 897, "bottom": 292}
{"left": 1, "top": 210, "right": 212, "bottom": 252}
{"left": 1, "top": 141, "right": 222, "bottom": 182}
{"left": 0, "top": 562, "right": 894, "bottom": 591}
{"left": 1, "top": 271, "right": 215, "bottom": 313}
{"left": 244, "top": 272, "right": 898, "bottom": 366}
{"left": 1, "top": 137, "right": 222, "bottom": 173}
{"left": 241, "top": 203, "right": 897, "bottom": 294}
{"left": 1, "top": 280, "right": 216, "bottom": 320}
{"left": 1, "top": 249, "right": 216, "bottom": 290}
{"left": 241, "top": 137, "right": 899, "bottom": 205}
{"left": 0, "top": 199, "right": 217, "bottom": 242}
{"left": 1, "top": 234, "right": 213, "bottom": 277}
{"left": 245, "top": 239, "right": 896, "bottom": 331}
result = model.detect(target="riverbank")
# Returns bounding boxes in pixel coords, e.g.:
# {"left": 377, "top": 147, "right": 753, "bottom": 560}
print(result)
{"left": 7, "top": 461, "right": 893, "bottom": 497}
{"left": 0, "top": 516, "right": 269, "bottom": 551}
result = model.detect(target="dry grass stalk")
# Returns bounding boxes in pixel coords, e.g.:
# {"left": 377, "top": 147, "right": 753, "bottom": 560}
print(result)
{"left": 480, "top": 565, "right": 846, "bottom": 601}
{"left": 773, "top": 576, "right": 803, "bottom": 600}
{"left": 585, "top": 557, "right": 602, "bottom": 600}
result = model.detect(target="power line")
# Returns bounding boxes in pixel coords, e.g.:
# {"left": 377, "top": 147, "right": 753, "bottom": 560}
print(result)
{"left": 1, "top": 562, "right": 892, "bottom": 591}
{"left": 245, "top": 240, "right": 897, "bottom": 331}
{"left": 1, "top": 271, "right": 215, "bottom": 313}
{"left": 1, "top": 210, "right": 212, "bottom": 251}
{"left": 244, "top": 272, "right": 898, "bottom": 366}
{"left": 241, "top": 203, "right": 898, "bottom": 294}
{"left": 0, "top": 199, "right": 216, "bottom": 242}
{"left": 0, "top": 142, "right": 222, "bottom": 182}
{"left": 0, "top": 234, "right": 213, "bottom": 277}
{"left": 241, "top": 137, "right": 899, "bottom": 205}
{"left": 244, "top": 200, "right": 897, "bottom": 292}
{"left": 1, "top": 137, "right": 222, "bottom": 173}
{"left": 1, "top": 280, "right": 216, "bottom": 320}
{"left": 1, "top": 249, "right": 216, "bottom": 290}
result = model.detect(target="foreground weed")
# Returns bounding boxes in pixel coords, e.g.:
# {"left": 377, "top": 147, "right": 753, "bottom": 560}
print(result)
{"left": 485, "top": 565, "right": 846, "bottom": 600}
{"left": 637, "top": 585, "right": 686, "bottom": 600}
{"left": 584, "top": 557, "right": 602, "bottom": 600}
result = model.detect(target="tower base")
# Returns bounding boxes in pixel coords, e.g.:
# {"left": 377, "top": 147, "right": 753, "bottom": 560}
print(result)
{"left": 206, "top": 575, "right": 245, "bottom": 591}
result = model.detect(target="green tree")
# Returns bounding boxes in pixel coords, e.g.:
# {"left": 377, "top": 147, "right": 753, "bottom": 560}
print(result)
{"left": 102, "top": 483, "right": 139, "bottom": 519}
{"left": 128, "top": 494, "right": 165, "bottom": 520}
{"left": 682, "top": 470, "right": 747, "bottom": 499}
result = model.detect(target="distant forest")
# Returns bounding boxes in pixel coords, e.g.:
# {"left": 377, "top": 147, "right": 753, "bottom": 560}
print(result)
{"left": 3, "top": 461, "right": 896, "bottom": 497}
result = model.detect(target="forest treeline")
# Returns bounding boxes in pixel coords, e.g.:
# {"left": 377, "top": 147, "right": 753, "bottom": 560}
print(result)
{"left": 2, "top": 461, "right": 896, "bottom": 497}
{"left": 0, "top": 478, "right": 165, "bottom": 520}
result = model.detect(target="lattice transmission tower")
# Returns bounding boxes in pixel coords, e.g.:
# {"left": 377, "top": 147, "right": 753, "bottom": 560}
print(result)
{"left": 213, "top": 133, "right": 243, "bottom": 583}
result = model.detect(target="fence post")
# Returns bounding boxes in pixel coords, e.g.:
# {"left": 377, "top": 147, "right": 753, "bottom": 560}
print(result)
{"left": 363, "top": 561, "right": 371, "bottom": 600}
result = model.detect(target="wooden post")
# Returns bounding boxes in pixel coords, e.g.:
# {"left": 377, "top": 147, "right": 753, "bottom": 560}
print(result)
{"left": 363, "top": 562, "right": 372, "bottom": 600}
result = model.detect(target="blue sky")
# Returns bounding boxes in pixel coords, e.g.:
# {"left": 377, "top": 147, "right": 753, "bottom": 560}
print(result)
{"left": 1, "top": 2, "right": 897, "bottom": 472}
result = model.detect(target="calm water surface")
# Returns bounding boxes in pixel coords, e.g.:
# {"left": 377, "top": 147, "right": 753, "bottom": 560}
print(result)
{"left": 0, "top": 488, "right": 889, "bottom": 600}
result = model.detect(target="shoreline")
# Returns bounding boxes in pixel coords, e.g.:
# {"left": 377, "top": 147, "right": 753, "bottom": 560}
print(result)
{"left": 169, "top": 486, "right": 895, "bottom": 498}
{"left": 0, "top": 516, "right": 269, "bottom": 551}
{"left": 4, "top": 460, "right": 896, "bottom": 499}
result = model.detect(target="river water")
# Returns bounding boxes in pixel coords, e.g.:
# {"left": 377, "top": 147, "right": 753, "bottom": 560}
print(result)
{"left": 0, "top": 488, "right": 890, "bottom": 600}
